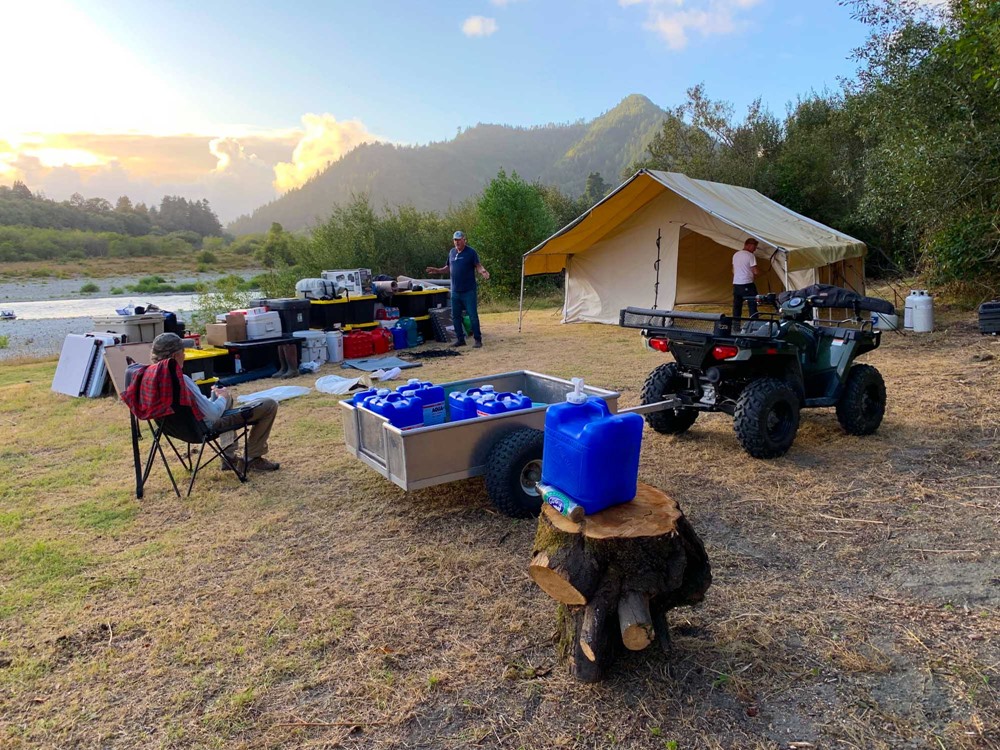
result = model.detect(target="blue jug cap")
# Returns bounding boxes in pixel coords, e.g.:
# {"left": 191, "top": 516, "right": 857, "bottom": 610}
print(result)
{"left": 376, "top": 388, "right": 391, "bottom": 397}
{"left": 481, "top": 385, "right": 495, "bottom": 393}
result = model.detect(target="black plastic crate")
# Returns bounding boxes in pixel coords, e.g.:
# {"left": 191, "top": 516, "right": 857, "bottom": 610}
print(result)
{"left": 267, "top": 298, "right": 311, "bottom": 333}
{"left": 979, "top": 300, "right": 1000, "bottom": 334}
{"left": 310, "top": 299, "right": 349, "bottom": 329}
{"left": 346, "top": 294, "right": 377, "bottom": 324}
{"left": 224, "top": 337, "right": 301, "bottom": 372}
{"left": 395, "top": 291, "right": 433, "bottom": 318}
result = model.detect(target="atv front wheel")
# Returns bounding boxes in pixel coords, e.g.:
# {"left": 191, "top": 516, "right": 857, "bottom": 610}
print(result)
{"left": 836, "top": 364, "right": 886, "bottom": 435}
{"left": 733, "top": 378, "right": 800, "bottom": 458}
{"left": 641, "top": 363, "right": 699, "bottom": 435}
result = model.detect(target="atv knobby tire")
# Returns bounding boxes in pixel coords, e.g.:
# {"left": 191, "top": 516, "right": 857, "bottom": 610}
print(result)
{"left": 734, "top": 378, "right": 801, "bottom": 459}
{"left": 836, "top": 364, "right": 886, "bottom": 436}
{"left": 485, "top": 428, "right": 545, "bottom": 518}
{"left": 641, "top": 363, "right": 699, "bottom": 435}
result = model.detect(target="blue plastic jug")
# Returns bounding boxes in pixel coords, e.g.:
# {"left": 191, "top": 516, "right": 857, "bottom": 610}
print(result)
{"left": 476, "top": 390, "right": 532, "bottom": 417}
{"left": 394, "top": 318, "right": 419, "bottom": 348}
{"left": 365, "top": 388, "right": 423, "bottom": 430}
{"left": 391, "top": 326, "right": 409, "bottom": 350}
{"left": 541, "top": 378, "right": 644, "bottom": 515}
{"left": 351, "top": 388, "right": 379, "bottom": 407}
{"left": 447, "top": 384, "right": 494, "bottom": 422}
{"left": 396, "top": 378, "right": 446, "bottom": 425}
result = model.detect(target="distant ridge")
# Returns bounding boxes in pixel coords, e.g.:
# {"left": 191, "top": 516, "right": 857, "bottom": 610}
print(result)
{"left": 228, "top": 94, "right": 667, "bottom": 234}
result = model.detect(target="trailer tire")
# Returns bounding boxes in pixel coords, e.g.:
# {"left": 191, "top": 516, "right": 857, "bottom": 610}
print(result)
{"left": 486, "top": 428, "right": 545, "bottom": 518}
{"left": 836, "top": 364, "right": 886, "bottom": 435}
{"left": 641, "top": 363, "right": 698, "bottom": 435}
{"left": 733, "top": 377, "right": 800, "bottom": 459}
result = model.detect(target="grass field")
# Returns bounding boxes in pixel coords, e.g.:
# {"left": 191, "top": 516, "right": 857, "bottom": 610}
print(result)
{"left": 0, "top": 306, "right": 997, "bottom": 749}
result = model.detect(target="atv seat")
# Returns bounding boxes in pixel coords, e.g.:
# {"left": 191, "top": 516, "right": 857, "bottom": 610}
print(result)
{"left": 815, "top": 326, "right": 862, "bottom": 341}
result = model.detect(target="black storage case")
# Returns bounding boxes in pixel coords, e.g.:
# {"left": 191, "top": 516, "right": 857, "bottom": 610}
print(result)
{"left": 395, "top": 291, "right": 432, "bottom": 318}
{"left": 346, "top": 294, "right": 377, "bottom": 324}
{"left": 310, "top": 299, "right": 349, "bottom": 329}
{"left": 979, "top": 300, "right": 1000, "bottom": 334}
{"left": 224, "top": 337, "right": 301, "bottom": 371}
{"left": 266, "top": 298, "right": 311, "bottom": 333}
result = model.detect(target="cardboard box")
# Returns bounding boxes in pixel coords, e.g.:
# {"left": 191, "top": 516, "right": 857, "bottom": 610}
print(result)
{"left": 225, "top": 312, "right": 247, "bottom": 343}
{"left": 205, "top": 323, "right": 228, "bottom": 347}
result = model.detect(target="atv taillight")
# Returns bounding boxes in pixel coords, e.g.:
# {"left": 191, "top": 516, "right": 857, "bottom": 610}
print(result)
{"left": 649, "top": 337, "right": 670, "bottom": 352}
{"left": 712, "top": 345, "right": 739, "bottom": 360}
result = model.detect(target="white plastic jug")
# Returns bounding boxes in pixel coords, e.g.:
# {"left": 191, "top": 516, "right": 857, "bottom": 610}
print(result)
{"left": 326, "top": 329, "right": 344, "bottom": 363}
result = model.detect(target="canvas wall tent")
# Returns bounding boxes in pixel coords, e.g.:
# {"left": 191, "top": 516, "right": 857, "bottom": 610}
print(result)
{"left": 520, "top": 170, "right": 867, "bottom": 325}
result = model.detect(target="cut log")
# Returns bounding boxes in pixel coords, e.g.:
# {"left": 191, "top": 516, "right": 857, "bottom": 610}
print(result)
{"left": 530, "top": 482, "right": 711, "bottom": 682}
{"left": 618, "top": 591, "right": 654, "bottom": 651}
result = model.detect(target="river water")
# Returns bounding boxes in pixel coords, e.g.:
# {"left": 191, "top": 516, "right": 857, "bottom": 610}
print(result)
{"left": 5, "top": 294, "right": 202, "bottom": 320}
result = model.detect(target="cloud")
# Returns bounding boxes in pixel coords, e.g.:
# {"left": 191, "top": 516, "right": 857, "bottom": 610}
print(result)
{"left": 462, "top": 16, "right": 499, "bottom": 37}
{"left": 622, "top": 0, "right": 761, "bottom": 51}
{"left": 272, "top": 114, "right": 383, "bottom": 193}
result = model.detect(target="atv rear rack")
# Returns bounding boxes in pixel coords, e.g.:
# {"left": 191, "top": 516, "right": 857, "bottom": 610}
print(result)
{"left": 619, "top": 307, "right": 782, "bottom": 339}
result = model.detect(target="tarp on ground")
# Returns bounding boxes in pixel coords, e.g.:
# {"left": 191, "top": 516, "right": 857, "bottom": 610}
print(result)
{"left": 521, "top": 170, "right": 867, "bottom": 324}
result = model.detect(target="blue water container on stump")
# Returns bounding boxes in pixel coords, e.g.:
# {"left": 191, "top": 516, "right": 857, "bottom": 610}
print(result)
{"left": 476, "top": 391, "right": 533, "bottom": 417}
{"left": 542, "top": 378, "right": 644, "bottom": 515}
{"left": 396, "top": 378, "right": 446, "bottom": 425}
{"left": 365, "top": 388, "right": 423, "bottom": 430}
{"left": 447, "top": 384, "right": 494, "bottom": 422}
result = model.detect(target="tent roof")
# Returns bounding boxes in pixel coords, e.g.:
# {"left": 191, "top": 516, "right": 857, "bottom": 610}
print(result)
{"left": 523, "top": 170, "right": 866, "bottom": 274}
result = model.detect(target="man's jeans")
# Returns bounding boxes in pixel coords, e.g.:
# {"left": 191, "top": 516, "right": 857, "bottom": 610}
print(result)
{"left": 451, "top": 288, "right": 482, "bottom": 343}
{"left": 732, "top": 283, "right": 759, "bottom": 320}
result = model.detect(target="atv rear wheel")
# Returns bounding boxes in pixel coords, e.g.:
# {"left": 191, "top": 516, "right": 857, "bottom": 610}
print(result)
{"left": 641, "top": 363, "right": 698, "bottom": 435}
{"left": 836, "top": 364, "right": 886, "bottom": 435}
{"left": 733, "top": 378, "right": 800, "bottom": 459}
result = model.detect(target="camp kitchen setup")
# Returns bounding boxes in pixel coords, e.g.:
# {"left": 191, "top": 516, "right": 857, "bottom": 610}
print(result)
{"left": 52, "top": 269, "right": 453, "bottom": 399}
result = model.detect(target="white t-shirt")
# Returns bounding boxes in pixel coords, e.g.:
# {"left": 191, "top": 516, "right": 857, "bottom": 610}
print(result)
{"left": 732, "top": 250, "right": 757, "bottom": 285}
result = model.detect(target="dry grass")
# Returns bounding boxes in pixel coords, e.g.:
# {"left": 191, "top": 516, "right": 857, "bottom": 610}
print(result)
{"left": 1, "top": 304, "right": 998, "bottom": 749}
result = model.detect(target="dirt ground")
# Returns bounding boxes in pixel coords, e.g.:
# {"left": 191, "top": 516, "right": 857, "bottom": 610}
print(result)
{"left": 0, "top": 305, "right": 997, "bottom": 749}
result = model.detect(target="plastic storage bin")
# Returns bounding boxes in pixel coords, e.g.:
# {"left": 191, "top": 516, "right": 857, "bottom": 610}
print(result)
{"left": 395, "top": 290, "right": 436, "bottom": 318}
{"left": 346, "top": 294, "right": 377, "bottom": 324}
{"left": 183, "top": 346, "right": 228, "bottom": 381}
{"left": 268, "top": 298, "right": 311, "bottom": 333}
{"left": 541, "top": 378, "right": 644, "bottom": 515}
{"left": 224, "top": 338, "right": 299, "bottom": 371}
{"left": 310, "top": 299, "right": 349, "bottom": 329}
{"left": 92, "top": 314, "right": 164, "bottom": 343}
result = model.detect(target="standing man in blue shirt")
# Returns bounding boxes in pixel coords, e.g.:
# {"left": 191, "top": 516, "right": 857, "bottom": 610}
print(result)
{"left": 426, "top": 230, "right": 490, "bottom": 347}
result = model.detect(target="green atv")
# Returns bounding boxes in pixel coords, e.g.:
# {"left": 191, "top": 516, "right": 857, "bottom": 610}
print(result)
{"left": 619, "top": 285, "right": 893, "bottom": 459}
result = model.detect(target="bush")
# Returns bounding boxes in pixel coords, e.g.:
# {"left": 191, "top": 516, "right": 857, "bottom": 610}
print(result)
{"left": 79, "top": 282, "right": 99, "bottom": 294}
{"left": 197, "top": 250, "right": 217, "bottom": 264}
{"left": 0, "top": 335, "right": 8, "bottom": 350}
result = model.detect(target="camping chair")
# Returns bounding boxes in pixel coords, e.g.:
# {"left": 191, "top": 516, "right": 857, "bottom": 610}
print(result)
{"left": 125, "top": 358, "right": 254, "bottom": 498}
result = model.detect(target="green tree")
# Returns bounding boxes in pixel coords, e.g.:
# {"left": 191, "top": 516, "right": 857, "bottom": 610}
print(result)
{"left": 584, "top": 172, "right": 610, "bottom": 205}
{"left": 473, "top": 170, "right": 557, "bottom": 298}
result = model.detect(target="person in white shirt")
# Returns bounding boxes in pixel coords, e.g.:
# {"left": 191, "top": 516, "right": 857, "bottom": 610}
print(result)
{"left": 732, "top": 238, "right": 760, "bottom": 319}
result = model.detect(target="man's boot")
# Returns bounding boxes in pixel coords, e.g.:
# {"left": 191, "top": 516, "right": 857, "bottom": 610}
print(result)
{"left": 282, "top": 344, "right": 299, "bottom": 378}
{"left": 271, "top": 344, "right": 288, "bottom": 378}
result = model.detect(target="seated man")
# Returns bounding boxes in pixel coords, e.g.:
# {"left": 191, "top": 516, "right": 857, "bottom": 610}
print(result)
{"left": 138, "top": 333, "right": 280, "bottom": 472}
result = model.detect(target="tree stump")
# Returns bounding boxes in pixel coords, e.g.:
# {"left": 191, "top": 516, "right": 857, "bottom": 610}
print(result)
{"left": 529, "top": 482, "right": 711, "bottom": 682}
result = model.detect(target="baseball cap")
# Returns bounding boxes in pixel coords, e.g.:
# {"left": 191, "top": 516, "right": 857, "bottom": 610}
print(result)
{"left": 453, "top": 230, "right": 465, "bottom": 240}
{"left": 150, "top": 332, "right": 185, "bottom": 362}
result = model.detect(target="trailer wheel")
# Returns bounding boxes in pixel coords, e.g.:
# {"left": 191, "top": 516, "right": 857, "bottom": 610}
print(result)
{"left": 485, "top": 428, "right": 545, "bottom": 518}
{"left": 836, "top": 364, "right": 886, "bottom": 435}
{"left": 641, "top": 363, "right": 698, "bottom": 435}
{"left": 733, "top": 377, "right": 800, "bottom": 459}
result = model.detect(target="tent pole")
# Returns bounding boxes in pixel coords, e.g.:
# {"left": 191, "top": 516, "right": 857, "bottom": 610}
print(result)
{"left": 518, "top": 256, "right": 526, "bottom": 333}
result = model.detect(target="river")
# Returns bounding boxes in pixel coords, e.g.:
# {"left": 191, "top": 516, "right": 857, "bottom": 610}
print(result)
{"left": 4, "top": 294, "right": 203, "bottom": 320}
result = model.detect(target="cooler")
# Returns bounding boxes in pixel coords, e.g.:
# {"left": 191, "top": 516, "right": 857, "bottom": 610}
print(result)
{"left": 92, "top": 313, "right": 164, "bottom": 343}
{"left": 267, "top": 298, "right": 311, "bottom": 333}
{"left": 414, "top": 315, "right": 433, "bottom": 343}
{"left": 978, "top": 300, "right": 1000, "bottom": 335}
{"left": 311, "top": 298, "right": 349, "bottom": 329}
{"left": 346, "top": 294, "right": 377, "bottom": 324}
{"left": 292, "top": 329, "right": 328, "bottom": 365}
{"left": 245, "top": 310, "right": 283, "bottom": 340}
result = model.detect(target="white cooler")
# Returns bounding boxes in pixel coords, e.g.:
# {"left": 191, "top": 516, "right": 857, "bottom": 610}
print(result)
{"left": 292, "top": 329, "right": 328, "bottom": 365}
{"left": 92, "top": 313, "right": 164, "bottom": 343}
{"left": 245, "top": 310, "right": 282, "bottom": 340}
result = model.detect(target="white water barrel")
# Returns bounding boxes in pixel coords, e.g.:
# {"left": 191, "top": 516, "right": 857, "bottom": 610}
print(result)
{"left": 912, "top": 290, "right": 934, "bottom": 333}
{"left": 326, "top": 329, "right": 344, "bottom": 362}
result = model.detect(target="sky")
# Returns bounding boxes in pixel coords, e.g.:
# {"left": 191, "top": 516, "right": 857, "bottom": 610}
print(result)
{"left": 0, "top": 0, "right": 895, "bottom": 223}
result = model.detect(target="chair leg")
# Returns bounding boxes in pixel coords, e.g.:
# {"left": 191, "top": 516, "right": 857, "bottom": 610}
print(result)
{"left": 131, "top": 415, "right": 145, "bottom": 500}
{"left": 187, "top": 437, "right": 211, "bottom": 497}
{"left": 143, "top": 424, "right": 181, "bottom": 498}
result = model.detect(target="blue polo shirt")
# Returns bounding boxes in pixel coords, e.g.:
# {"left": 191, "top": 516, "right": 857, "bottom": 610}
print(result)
{"left": 449, "top": 245, "right": 480, "bottom": 293}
